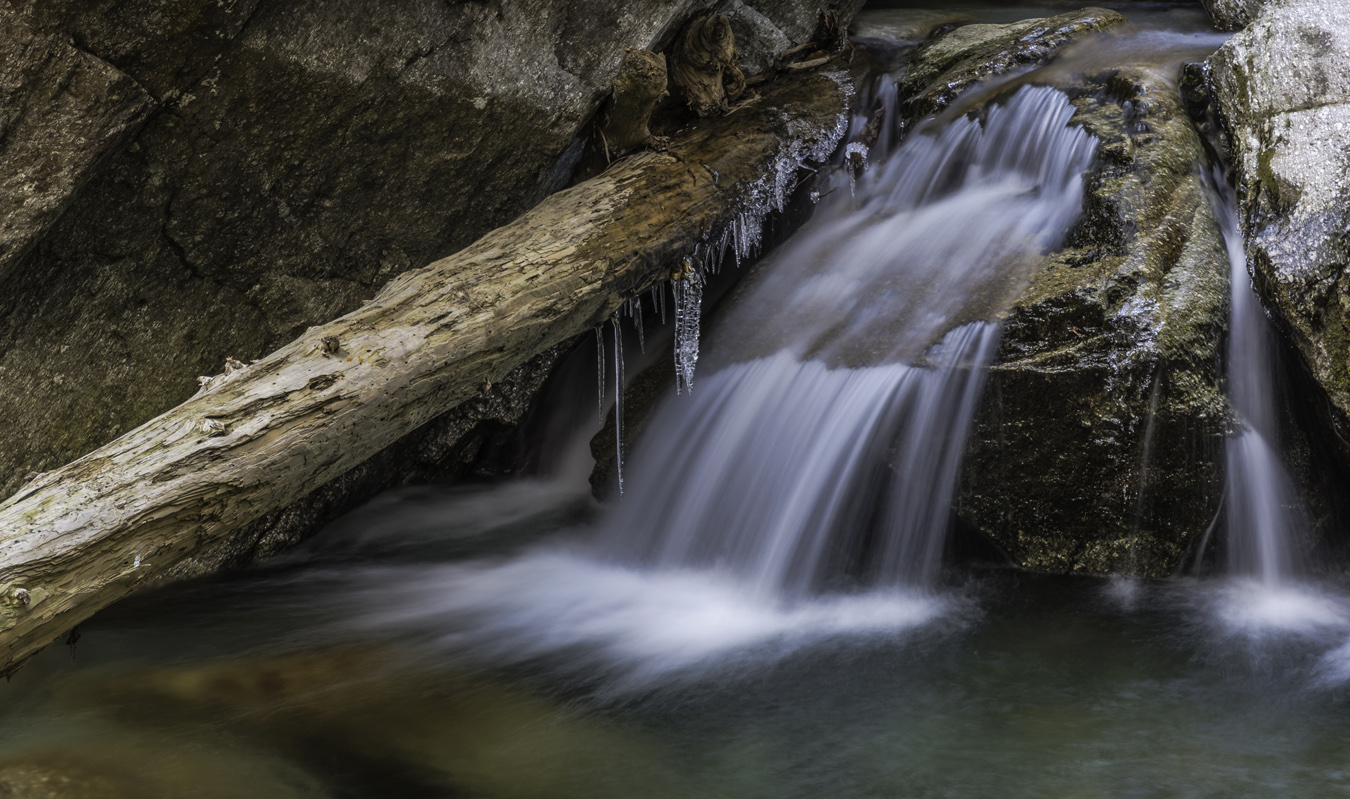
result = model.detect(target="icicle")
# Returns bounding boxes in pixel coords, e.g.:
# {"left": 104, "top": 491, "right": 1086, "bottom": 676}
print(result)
{"left": 596, "top": 326, "right": 605, "bottom": 425}
{"left": 673, "top": 263, "right": 704, "bottom": 395}
{"left": 635, "top": 299, "right": 645, "bottom": 353}
{"left": 658, "top": 281, "right": 667, "bottom": 324}
{"left": 613, "top": 317, "right": 625, "bottom": 496}
{"left": 732, "top": 216, "right": 743, "bottom": 269}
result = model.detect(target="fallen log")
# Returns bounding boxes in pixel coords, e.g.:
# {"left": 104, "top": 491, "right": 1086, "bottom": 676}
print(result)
{"left": 0, "top": 69, "right": 848, "bottom": 675}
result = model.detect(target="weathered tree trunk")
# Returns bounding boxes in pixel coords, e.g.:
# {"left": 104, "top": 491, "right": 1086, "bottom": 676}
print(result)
{"left": 0, "top": 70, "right": 848, "bottom": 675}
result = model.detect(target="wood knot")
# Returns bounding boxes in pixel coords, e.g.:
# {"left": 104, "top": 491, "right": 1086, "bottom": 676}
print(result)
{"left": 9, "top": 586, "right": 47, "bottom": 610}
{"left": 308, "top": 373, "right": 339, "bottom": 391}
{"left": 200, "top": 418, "right": 227, "bottom": 436}
{"left": 320, "top": 336, "right": 340, "bottom": 356}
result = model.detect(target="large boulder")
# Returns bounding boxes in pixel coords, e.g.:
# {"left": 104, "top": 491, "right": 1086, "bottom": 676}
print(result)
{"left": 0, "top": 0, "right": 853, "bottom": 502}
{"left": 959, "top": 65, "right": 1231, "bottom": 576}
{"left": 1209, "top": 0, "right": 1350, "bottom": 443}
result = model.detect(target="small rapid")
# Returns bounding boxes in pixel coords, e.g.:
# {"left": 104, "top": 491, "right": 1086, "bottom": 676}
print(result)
{"left": 601, "top": 86, "right": 1096, "bottom": 601}
{"left": 320, "top": 84, "right": 1100, "bottom": 689}
{"left": 1190, "top": 172, "right": 1350, "bottom": 645}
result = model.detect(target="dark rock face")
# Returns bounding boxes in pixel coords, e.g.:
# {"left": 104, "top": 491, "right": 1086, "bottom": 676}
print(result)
{"left": 1210, "top": 0, "right": 1350, "bottom": 443}
{"left": 0, "top": 9, "right": 153, "bottom": 283}
{"left": 0, "top": 0, "right": 851, "bottom": 500}
{"left": 723, "top": 0, "right": 867, "bottom": 73}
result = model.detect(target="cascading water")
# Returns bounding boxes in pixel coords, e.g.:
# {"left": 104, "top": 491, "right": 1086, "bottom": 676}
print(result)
{"left": 1211, "top": 177, "right": 1306, "bottom": 585}
{"left": 602, "top": 85, "right": 1097, "bottom": 597}
{"left": 333, "top": 85, "right": 1100, "bottom": 687}
{"left": 1190, "top": 175, "right": 1350, "bottom": 639}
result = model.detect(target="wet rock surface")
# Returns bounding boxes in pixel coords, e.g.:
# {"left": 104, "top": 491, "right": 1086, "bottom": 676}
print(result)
{"left": 849, "top": 9, "right": 974, "bottom": 44}
{"left": 1210, "top": 0, "right": 1350, "bottom": 443}
{"left": 958, "top": 66, "right": 1231, "bottom": 577}
{"left": 899, "top": 7, "right": 1127, "bottom": 122}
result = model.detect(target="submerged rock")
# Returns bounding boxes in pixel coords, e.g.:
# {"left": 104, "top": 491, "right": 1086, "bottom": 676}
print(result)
{"left": 849, "top": 9, "right": 974, "bottom": 44}
{"left": 1209, "top": 0, "right": 1350, "bottom": 443}
{"left": 959, "top": 66, "right": 1231, "bottom": 576}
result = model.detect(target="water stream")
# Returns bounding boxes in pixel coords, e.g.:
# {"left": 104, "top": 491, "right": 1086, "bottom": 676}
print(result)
{"left": 3, "top": 3, "right": 1350, "bottom": 796}
{"left": 602, "top": 84, "right": 1095, "bottom": 597}
{"left": 1212, "top": 175, "right": 1307, "bottom": 584}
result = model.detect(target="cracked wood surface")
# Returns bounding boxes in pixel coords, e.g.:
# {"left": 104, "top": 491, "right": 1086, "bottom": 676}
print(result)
{"left": 0, "top": 70, "right": 848, "bottom": 675}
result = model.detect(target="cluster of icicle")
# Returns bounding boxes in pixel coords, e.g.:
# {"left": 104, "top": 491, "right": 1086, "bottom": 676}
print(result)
{"left": 590, "top": 78, "right": 852, "bottom": 496}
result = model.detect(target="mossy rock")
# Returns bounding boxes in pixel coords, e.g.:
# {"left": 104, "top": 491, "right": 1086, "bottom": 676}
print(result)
{"left": 899, "top": 7, "right": 1128, "bottom": 123}
{"left": 958, "top": 65, "right": 1231, "bottom": 577}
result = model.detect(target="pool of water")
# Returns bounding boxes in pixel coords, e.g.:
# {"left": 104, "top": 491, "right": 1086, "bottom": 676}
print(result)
{"left": 5, "top": 481, "right": 1350, "bottom": 798}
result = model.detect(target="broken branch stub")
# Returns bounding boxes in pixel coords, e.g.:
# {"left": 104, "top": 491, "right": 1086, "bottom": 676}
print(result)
{"left": 670, "top": 13, "right": 746, "bottom": 117}
{"left": 601, "top": 48, "right": 668, "bottom": 155}
{"left": 0, "top": 70, "right": 850, "bottom": 676}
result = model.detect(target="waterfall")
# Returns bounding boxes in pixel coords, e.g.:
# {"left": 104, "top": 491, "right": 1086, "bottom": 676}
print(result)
{"left": 1211, "top": 175, "right": 1306, "bottom": 584}
{"left": 339, "top": 85, "right": 1102, "bottom": 688}
{"left": 600, "top": 85, "right": 1097, "bottom": 596}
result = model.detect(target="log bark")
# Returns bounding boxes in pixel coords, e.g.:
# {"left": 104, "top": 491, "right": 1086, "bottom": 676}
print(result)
{"left": 0, "top": 70, "right": 849, "bottom": 675}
